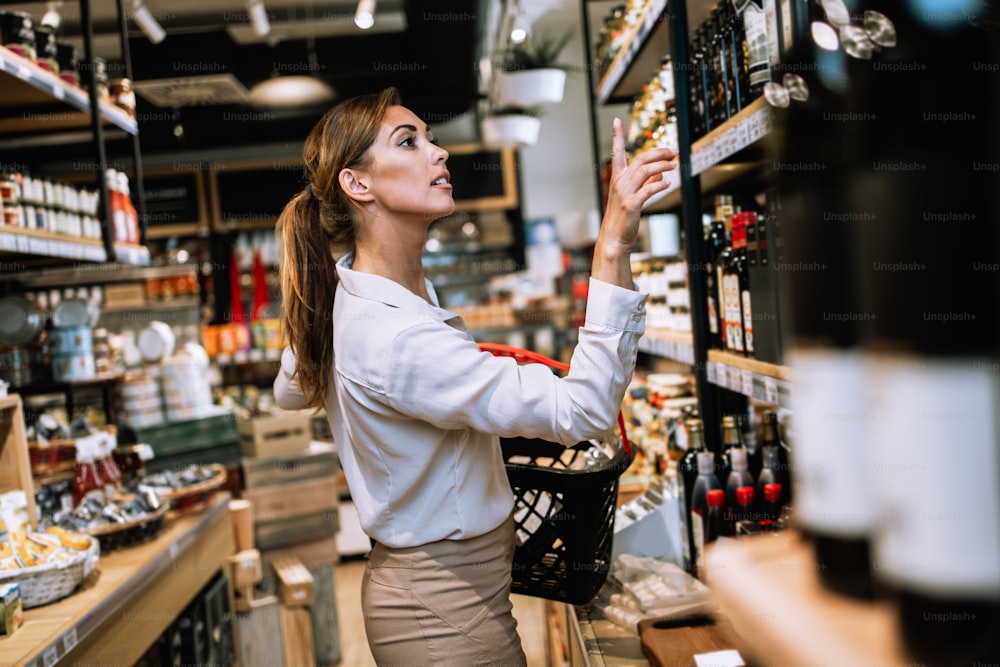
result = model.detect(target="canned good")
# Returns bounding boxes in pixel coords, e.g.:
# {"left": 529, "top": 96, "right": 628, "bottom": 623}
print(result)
{"left": 47, "top": 325, "right": 94, "bottom": 356}
{"left": 51, "top": 352, "right": 95, "bottom": 382}
{"left": 0, "top": 11, "right": 35, "bottom": 61}
{"left": 33, "top": 26, "right": 57, "bottom": 72}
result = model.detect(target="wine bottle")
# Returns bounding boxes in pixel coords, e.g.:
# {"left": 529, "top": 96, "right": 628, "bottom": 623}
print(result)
{"left": 734, "top": 485, "right": 756, "bottom": 535}
{"left": 724, "top": 448, "right": 754, "bottom": 536}
{"left": 691, "top": 449, "right": 724, "bottom": 580}
{"left": 736, "top": 211, "right": 754, "bottom": 357}
{"left": 704, "top": 199, "right": 730, "bottom": 349}
{"left": 722, "top": 213, "right": 746, "bottom": 354}
{"left": 679, "top": 418, "right": 719, "bottom": 573}
{"left": 762, "top": 482, "right": 783, "bottom": 524}
{"left": 756, "top": 410, "right": 787, "bottom": 507}
{"left": 705, "top": 488, "right": 726, "bottom": 545}
{"left": 776, "top": 0, "right": 877, "bottom": 600}
{"left": 854, "top": 2, "right": 1000, "bottom": 662}
{"left": 717, "top": 414, "right": 743, "bottom": 486}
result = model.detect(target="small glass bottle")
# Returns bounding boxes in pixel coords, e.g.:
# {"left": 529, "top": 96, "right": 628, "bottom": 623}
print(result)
{"left": 72, "top": 438, "right": 106, "bottom": 506}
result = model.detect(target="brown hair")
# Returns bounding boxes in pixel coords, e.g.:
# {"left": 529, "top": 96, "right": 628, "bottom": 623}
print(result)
{"left": 277, "top": 87, "right": 401, "bottom": 408}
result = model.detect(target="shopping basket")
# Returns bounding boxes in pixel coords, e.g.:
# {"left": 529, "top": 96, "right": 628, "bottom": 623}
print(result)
{"left": 480, "top": 342, "right": 635, "bottom": 605}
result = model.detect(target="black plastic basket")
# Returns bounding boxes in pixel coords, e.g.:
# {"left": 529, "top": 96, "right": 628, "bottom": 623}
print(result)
{"left": 481, "top": 343, "right": 634, "bottom": 605}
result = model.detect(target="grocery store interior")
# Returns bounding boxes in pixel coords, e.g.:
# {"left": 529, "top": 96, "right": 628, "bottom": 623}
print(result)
{"left": 0, "top": 0, "right": 998, "bottom": 665}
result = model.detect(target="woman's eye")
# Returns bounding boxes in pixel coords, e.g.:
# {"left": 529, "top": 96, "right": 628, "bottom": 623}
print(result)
{"left": 399, "top": 136, "right": 415, "bottom": 147}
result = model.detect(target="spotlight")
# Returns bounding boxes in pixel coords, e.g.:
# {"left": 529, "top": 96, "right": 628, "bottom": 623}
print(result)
{"left": 248, "top": 0, "right": 270, "bottom": 37}
{"left": 41, "top": 1, "right": 62, "bottom": 30}
{"left": 132, "top": 0, "right": 166, "bottom": 44}
{"left": 510, "top": 11, "right": 530, "bottom": 44}
{"left": 355, "top": 0, "right": 376, "bottom": 30}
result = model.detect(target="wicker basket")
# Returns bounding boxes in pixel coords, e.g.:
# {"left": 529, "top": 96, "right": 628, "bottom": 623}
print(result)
{"left": 156, "top": 464, "right": 228, "bottom": 519}
{"left": 0, "top": 535, "right": 100, "bottom": 608}
{"left": 479, "top": 343, "right": 635, "bottom": 605}
{"left": 82, "top": 501, "right": 170, "bottom": 553}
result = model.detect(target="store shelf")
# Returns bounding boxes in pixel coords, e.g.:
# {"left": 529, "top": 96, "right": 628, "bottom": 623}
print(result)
{"left": 6, "top": 494, "right": 235, "bottom": 667}
{"left": 639, "top": 328, "right": 694, "bottom": 364}
{"left": 0, "top": 227, "right": 107, "bottom": 263}
{"left": 594, "top": 0, "right": 670, "bottom": 104}
{"left": 690, "top": 97, "right": 775, "bottom": 176}
{"left": 706, "top": 349, "right": 791, "bottom": 407}
{"left": 0, "top": 228, "right": 151, "bottom": 266}
{"left": 12, "top": 263, "right": 195, "bottom": 288}
{"left": 705, "top": 532, "right": 913, "bottom": 667}
{"left": 102, "top": 296, "right": 200, "bottom": 314}
{"left": 643, "top": 161, "right": 766, "bottom": 213}
{"left": 0, "top": 46, "right": 138, "bottom": 136}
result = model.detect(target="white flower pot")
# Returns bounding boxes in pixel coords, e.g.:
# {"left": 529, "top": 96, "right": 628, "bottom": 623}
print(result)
{"left": 495, "top": 68, "right": 567, "bottom": 107}
{"left": 480, "top": 115, "right": 542, "bottom": 149}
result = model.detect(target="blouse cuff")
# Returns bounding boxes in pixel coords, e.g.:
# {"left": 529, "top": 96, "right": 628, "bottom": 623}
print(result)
{"left": 584, "top": 277, "right": 647, "bottom": 333}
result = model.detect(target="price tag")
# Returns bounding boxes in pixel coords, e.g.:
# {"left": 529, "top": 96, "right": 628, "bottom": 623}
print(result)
{"left": 0, "top": 233, "right": 16, "bottom": 252}
{"left": 63, "top": 626, "right": 78, "bottom": 652}
{"left": 741, "top": 369, "right": 754, "bottom": 397}
{"left": 43, "top": 645, "right": 59, "bottom": 667}
{"left": 764, "top": 376, "right": 779, "bottom": 405}
{"left": 17, "top": 63, "right": 32, "bottom": 81}
{"left": 706, "top": 361, "right": 717, "bottom": 384}
{"left": 52, "top": 84, "right": 64, "bottom": 101}
{"left": 168, "top": 541, "right": 179, "bottom": 560}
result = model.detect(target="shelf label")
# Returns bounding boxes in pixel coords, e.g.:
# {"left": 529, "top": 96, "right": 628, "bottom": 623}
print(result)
{"left": 16, "top": 63, "right": 32, "bottom": 81}
{"left": 741, "top": 369, "right": 754, "bottom": 396}
{"left": 764, "top": 376, "right": 779, "bottom": 404}
{"left": 63, "top": 626, "right": 78, "bottom": 652}
{"left": 43, "top": 645, "right": 59, "bottom": 667}
{"left": 168, "top": 541, "right": 179, "bottom": 560}
{"left": 0, "top": 233, "right": 16, "bottom": 252}
{"left": 706, "top": 361, "right": 717, "bottom": 384}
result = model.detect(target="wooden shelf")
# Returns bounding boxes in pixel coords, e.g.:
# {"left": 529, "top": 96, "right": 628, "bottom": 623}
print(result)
{"left": 594, "top": 0, "right": 670, "bottom": 104}
{"left": 706, "top": 349, "right": 791, "bottom": 407}
{"left": 5, "top": 494, "right": 235, "bottom": 667}
{"left": 0, "top": 46, "right": 137, "bottom": 136}
{"left": 644, "top": 161, "right": 767, "bottom": 213}
{"left": 0, "top": 228, "right": 150, "bottom": 266}
{"left": 705, "top": 532, "right": 914, "bottom": 667}
{"left": 690, "top": 97, "right": 775, "bottom": 176}
{"left": 639, "top": 328, "right": 695, "bottom": 364}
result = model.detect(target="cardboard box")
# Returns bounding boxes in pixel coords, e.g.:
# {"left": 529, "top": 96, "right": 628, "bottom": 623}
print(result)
{"left": 272, "top": 556, "right": 314, "bottom": 608}
{"left": 237, "top": 411, "right": 312, "bottom": 459}
{"left": 1, "top": 582, "right": 23, "bottom": 636}
{"left": 227, "top": 549, "right": 263, "bottom": 589}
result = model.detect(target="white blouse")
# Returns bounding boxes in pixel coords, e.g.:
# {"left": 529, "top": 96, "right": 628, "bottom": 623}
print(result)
{"left": 273, "top": 252, "right": 647, "bottom": 548}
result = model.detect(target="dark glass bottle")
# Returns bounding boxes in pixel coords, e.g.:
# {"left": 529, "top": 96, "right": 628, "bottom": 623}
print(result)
{"left": 734, "top": 485, "right": 756, "bottom": 534}
{"left": 724, "top": 447, "right": 754, "bottom": 536}
{"left": 756, "top": 410, "right": 787, "bottom": 506}
{"left": 691, "top": 449, "right": 724, "bottom": 579}
{"left": 705, "top": 488, "right": 725, "bottom": 544}
{"left": 762, "top": 482, "right": 782, "bottom": 524}
{"left": 722, "top": 213, "right": 747, "bottom": 354}
{"left": 679, "top": 418, "right": 719, "bottom": 572}
{"left": 704, "top": 197, "right": 730, "bottom": 350}
{"left": 717, "top": 414, "right": 743, "bottom": 487}
{"left": 713, "top": 6, "right": 734, "bottom": 123}
{"left": 723, "top": 0, "right": 744, "bottom": 114}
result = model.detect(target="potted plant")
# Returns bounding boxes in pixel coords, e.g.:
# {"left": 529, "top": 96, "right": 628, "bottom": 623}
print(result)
{"left": 494, "top": 29, "right": 575, "bottom": 107}
{"left": 480, "top": 105, "right": 544, "bottom": 149}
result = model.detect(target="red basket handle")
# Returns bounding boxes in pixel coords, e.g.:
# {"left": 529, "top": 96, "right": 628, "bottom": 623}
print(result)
{"left": 478, "top": 342, "right": 633, "bottom": 460}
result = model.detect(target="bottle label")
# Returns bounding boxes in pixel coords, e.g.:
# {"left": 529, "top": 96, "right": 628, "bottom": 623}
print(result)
{"left": 788, "top": 347, "right": 875, "bottom": 535}
{"left": 740, "top": 0, "right": 772, "bottom": 88}
{"left": 691, "top": 509, "right": 706, "bottom": 579}
{"left": 869, "top": 356, "right": 1000, "bottom": 596}
{"left": 742, "top": 288, "right": 754, "bottom": 353}
{"left": 764, "top": 0, "right": 782, "bottom": 66}
{"left": 708, "top": 295, "right": 719, "bottom": 334}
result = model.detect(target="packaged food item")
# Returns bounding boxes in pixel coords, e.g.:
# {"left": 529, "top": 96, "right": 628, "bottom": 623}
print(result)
{"left": 0, "top": 582, "right": 23, "bottom": 636}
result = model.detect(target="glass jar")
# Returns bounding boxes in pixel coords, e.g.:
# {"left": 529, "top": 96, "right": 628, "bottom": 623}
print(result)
{"left": 112, "top": 444, "right": 153, "bottom": 485}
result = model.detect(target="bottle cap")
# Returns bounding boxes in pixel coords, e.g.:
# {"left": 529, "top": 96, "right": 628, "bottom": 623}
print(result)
{"left": 736, "top": 486, "right": 755, "bottom": 505}
{"left": 685, "top": 418, "right": 703, "bottom": 433}
{"left": 730, "top": 447, "right": 748, "bottom": 470}
{"left": 707, "top": 489, "right": 725, "bottom": 507}
{"left": 764, "top": 483, "right": 783, "bottom": 502}
{"left": 696, "top": 451, "right": 716, "bottom": 475}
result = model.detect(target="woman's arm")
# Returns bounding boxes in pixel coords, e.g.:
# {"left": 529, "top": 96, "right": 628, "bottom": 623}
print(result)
{"left": 591, "top": 117, "right": 678, "bottom": 290}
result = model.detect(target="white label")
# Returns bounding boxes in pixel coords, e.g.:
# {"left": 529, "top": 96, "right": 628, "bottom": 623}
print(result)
{"left": 869, "top": 357, "right": 1000, "bottom": 596}
{"left": 43, "top": 646, "right": 59, "bottom": 667}
{"left": 764, "top": 377, "right": 778, "bottom": 405}
{"left": 63, "top": 626, "right": 78, "bottom": 652}
{"left": 707, "top": 361, "right": 718, "bottom": 384}
{"left": 788, "top": 348, "right": 875, "bottom": 535}
{"left": 742, "top": 289, "right": 754, "bottom": 354}
{"left": 691, "top": 510, "right": 706, "bottom": 579}
{"left": 741, "top": 369, "right": 753, "bottom": 397}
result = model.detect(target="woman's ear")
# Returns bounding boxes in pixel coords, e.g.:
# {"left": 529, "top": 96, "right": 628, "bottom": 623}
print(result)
{"left": 339, "top": 168, "right": 374, "bottom": 204}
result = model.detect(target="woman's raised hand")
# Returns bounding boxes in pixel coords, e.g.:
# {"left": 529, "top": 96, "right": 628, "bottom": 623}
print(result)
{"left": 592, "top": 117, "right": 678, "bottom": 289}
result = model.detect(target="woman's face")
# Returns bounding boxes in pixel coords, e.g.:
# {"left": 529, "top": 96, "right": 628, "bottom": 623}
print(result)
{"left": 362, "top": 105, "right": 454, "bottom": 221}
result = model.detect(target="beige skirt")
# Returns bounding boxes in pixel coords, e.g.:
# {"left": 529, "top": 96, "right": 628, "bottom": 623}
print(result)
{"left": 362, "top": 517, "right": 527, "bottom": 667}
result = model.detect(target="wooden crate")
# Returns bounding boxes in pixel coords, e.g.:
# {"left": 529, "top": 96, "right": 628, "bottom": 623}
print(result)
{"left": 279, "top": 605, "right": 315, "bottom": 667}
{"left": 257, "top": 559, "right": 340, "bottom": 667}
{"left": 261, "top": 534, "right": 339, "bottom": 570}
{"left": 241, "top": 441, "right": 339, "bottom": 489}
{"left": 243, "top": 475, "right": 339, "bottom": 551}
{"left": 237, "top": 411, "right": 313, "bottom": 459}
{"left": 255, "top": 510, "right": 339, "bottom": 552}
{"left": 272, "top": 556, "right": 314, "bottom": 608}
{"left": 0, "top": 394, "right": 38, "bottom": 529}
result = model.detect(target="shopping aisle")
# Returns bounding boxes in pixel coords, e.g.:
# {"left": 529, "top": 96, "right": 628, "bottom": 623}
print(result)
{"left": 335, "top": 558, "right": 550, "bottom": 666}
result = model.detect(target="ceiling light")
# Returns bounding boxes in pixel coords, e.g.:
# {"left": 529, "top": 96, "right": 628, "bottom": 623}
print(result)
{"left": 248, "top": 0, "right": 270, "bottom": 37}
{"left": 811, "top": 21, "right": 840, "bottom": 51}
{"left": 250, "top": 76, "right": 335, "bottom": 108}
{"left": 40, "top": 2, "right": 62, "bottom": 30}
{"left": 510, "top": 11, "right": 530, "bottom": 44}
{"left": 132, "top": 0, "right": 166, "bottom": 44}
{"left": 355, "top": 0, "right": 376, "bottom": 30}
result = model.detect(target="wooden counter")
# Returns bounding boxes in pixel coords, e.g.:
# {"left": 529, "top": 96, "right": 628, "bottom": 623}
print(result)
{"left": 1, "top": 494, "right": 235, "bottom": 667}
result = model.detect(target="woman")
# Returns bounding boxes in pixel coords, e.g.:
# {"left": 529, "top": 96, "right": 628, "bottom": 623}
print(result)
{"left": 273, "top": 87, "right": 677, "bottom": 666}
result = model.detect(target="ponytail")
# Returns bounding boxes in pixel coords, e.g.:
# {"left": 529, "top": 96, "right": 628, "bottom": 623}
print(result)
{"left": 277, "top": 86, "right": 401, "bottom": 408}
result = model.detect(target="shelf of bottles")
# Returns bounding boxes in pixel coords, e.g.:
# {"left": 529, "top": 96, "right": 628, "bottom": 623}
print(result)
{"left": 689, "top": 97, "right": 774, "bottom": 176}
{"left": 593, "top": 0, "right": 671, "bottom": 103}
{"left": 0, "top": 46, "right": 137, "bottom": 136}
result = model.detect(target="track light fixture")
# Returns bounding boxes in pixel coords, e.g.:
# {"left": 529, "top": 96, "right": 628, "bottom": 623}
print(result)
{"left": 40, "top": 1, "right": 62, "bottom": 30}
{"left": 132, "top": 0, "right": 166, "bottom": 44}
{"left": 355, "top": 0, "right": 376, "bottom": 30}
{"left": 248, "top": 0, "right": 271, "bottom": 37}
